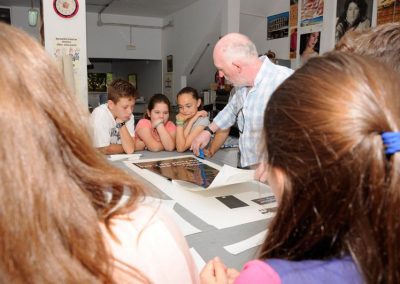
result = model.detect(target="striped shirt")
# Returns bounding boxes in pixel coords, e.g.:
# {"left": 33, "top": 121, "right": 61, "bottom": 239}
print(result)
{"left": 213, "top": 56, "right": 293, "bottom": 167}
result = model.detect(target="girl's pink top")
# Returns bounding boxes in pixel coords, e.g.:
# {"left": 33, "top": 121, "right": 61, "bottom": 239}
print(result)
{"left": 135, "top": 119, "right": 176, "bottom": 142}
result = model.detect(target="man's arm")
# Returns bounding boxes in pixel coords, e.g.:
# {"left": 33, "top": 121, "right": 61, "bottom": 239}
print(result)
{"left": 190, "top": 122, "right": 220, "bottom": 156}
{"left": 204, "top": 128, "right": 230, "bottom": 157}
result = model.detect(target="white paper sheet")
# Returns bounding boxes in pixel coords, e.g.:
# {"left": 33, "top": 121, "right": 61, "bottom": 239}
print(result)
{"left": 190, "top": 247, "right": 206, "bottom": 272}
{"left": 224, "top": 230, "right": 268, "bottom": 255}
{"left": 143, "top": 197, "right": 201, "bottom": 236}
{"left": 124, "top": 157, "right": 276, "bottom": 229}
{"left": 108, "top": 153, "right": 142, "bottom": 161}
{"left": 169, "top": 210, "right": 202, "bottom": 236}
{"left": 208, "top": 164, "right": 255, "bottom": 188}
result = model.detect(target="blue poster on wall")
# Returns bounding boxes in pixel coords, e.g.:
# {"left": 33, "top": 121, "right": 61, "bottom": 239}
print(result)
{"left": 267, "top": 12, "right": 290, "bottom": 40}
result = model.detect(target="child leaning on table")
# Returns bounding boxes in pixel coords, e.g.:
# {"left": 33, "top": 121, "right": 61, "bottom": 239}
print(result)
{"left": 0, "top": 23, "right": 198, "bottom": 283}
{"left": 175, "top": 87, "right": 210, "bottom": 152}
{"left": 135, "top": 93, "right": 176, "bottom": 151}
{"left": 201, "top": 52, "right": 400, "bottom": 284}
{"left": 91, "top": 79, "right": 145, "bottom": 154}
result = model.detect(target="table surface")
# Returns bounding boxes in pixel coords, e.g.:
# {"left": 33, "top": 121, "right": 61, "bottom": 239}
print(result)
{"left": 111, "top": 148, "right": 274, "bottom": 271}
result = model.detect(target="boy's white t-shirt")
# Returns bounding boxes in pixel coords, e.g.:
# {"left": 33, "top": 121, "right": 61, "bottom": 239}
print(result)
{"left": 90, "top": 104, "right": 135, "bottom": 148}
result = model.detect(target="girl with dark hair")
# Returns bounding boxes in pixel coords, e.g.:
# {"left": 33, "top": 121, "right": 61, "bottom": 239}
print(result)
{"left": 201, "top": 52, "right": 400, "bottom": 284}
{"left": 175, "top": 87, "right": 210, "bottom": 152}
{"left": 135, "top": 93, "right": 176, "bottom": 151}
{"left": 336, "top": 0, "right": 371, "bottom": 43}
{"left": 0, "top": 23, "right": 198, "bottom": 283}
{"left": 299, "top": 31, "right": 320, "bottom": 65}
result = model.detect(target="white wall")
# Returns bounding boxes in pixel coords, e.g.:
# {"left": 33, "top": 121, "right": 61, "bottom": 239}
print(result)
{"left": 162, "top": 0, "right": 227, "bottom": 104}
{"left": 86, "top": 12, "right": 163, "bottom": 60}
{"left": 240, "top": 1, "right": 291, "bottom": 59}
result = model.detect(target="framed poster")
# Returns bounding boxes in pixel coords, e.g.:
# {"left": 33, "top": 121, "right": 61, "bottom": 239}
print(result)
{"left": 267, "top": 12, "right": 289, "bottom": 40}
{"left": 128, "top": 74, "right": 137, "bottom": 89}
{"left": 335, "top": 0, "right": 373, "bottom": 43}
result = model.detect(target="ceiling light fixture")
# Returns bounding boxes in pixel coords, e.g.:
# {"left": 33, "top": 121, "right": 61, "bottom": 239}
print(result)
{"left": 28, "top": 0, "right": 38, "bottom": 27}
{"left": 126, "top": 26, "right": 136, "bottom": 50}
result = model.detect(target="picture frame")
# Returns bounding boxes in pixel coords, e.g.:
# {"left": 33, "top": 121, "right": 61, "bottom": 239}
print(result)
{"left": 88, "top": 73, "right": 107, "bottom": 92}
{"left": 128, "top": 74, "right": 137, "bottom": 89}
{"left": 167, "top": 55, "right": 173, "bottom": 72}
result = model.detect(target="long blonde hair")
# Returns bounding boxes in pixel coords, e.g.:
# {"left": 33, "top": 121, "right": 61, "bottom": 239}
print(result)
{"left": 0, "top": 23, "right": 146, "bottom": 283}
{"left": 260, "top": 52, "right": 400, "bottom": 283}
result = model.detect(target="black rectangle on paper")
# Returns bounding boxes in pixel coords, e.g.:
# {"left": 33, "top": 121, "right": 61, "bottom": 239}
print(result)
{"left": 216, "top": 195, "right": 249, "bottom": 209}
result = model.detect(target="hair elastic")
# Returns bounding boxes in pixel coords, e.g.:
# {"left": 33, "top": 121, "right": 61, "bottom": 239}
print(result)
{"left": 381, "top": 132, "right": 400, "bottom": 155}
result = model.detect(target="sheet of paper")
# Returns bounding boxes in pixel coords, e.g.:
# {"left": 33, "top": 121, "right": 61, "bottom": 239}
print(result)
{"left": 170, "top": 210, "right": 202, "bottom": 236}
{"left": 190, "top": 247, "right": 206, "bottom": 272}
{"left": 108, "top": 153, "right": 142, "bottom": 161}
{"left": 208, "top": 164, "right": 255, "bottom": 188}
{"left": 143, "top": 196, "right": 201, "bottom": 236}
{"left": 224, "top": 230, "right": 268, "bottom": 255}
{"left": 124, "top": 159, "right": 276, "bottom": 229}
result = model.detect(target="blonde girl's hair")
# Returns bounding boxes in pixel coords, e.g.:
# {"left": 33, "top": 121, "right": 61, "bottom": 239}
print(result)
{"left": 0, "top": 23, "right": 148, "bottom": 283}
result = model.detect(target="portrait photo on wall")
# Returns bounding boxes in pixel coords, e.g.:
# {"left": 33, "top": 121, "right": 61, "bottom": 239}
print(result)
{"left": 335, "top": 0, "right": 373, "bottom": 43}
{"left": 299, "top": 31, "right": 321, "bottom": 66}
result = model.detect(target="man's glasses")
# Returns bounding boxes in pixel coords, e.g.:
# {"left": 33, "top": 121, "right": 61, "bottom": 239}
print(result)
{"left": 234, "top": 107, "right": 245, "bottom": 134}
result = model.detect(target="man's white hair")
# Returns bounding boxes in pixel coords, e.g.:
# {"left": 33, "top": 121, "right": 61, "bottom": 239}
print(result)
{"left": 219, "top": 33, "right": 258, "bottom": 62}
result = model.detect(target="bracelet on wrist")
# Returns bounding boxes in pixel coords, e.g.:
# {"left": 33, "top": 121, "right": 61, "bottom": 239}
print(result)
{"left": 176, "top": 119, "right": 185, "bottom": 126}
{"left": 204, "top": 126, "right": 215, "bottom": 136}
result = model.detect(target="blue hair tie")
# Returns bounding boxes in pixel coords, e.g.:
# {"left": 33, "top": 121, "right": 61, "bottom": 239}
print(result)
{"left": 381, "top": 132, "right": 400, "bottom": 155}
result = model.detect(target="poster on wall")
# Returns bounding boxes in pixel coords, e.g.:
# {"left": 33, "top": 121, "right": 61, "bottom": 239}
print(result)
{"left": 267, "top": 12, "right": 289, "bottom": 40}
{"left": 164, "top": 73, "right": 173, "bottom": 98}
{"left": 377, "top": 0, "right": 400, "bottom": 24}
{"left": 53, "top": 37, "right": 81, "bottom": 95}
{"left": 299, "top": 31, "right": 321, "bottom": 66}
{"left": 289, "top": 0, "right": 299, "bottom": 59}
{"left": 300, "top": 0, "right": 324, "bottom": 27}
{"left": 335, "top": 0, "right": 373, "bottom": 43}
{"left": 54, "top": 37, "right": 81, "bottom": 70}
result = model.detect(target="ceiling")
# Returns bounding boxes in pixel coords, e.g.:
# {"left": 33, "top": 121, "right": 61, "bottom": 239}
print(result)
{"left": 0, "top": 0, "right": 199, "bottom": 17}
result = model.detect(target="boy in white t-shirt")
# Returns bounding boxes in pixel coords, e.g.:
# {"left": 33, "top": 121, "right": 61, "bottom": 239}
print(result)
{"left": 91, "top": 79, "right": 145, "bottom": 154}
